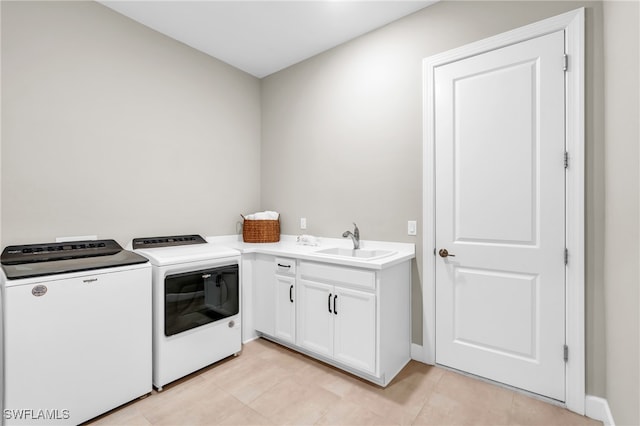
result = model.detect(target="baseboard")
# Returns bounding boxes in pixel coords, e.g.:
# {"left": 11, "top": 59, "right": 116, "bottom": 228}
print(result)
{"left": 585, "top": 395, "right": 615, "bottom": 425}
{"left": 242, "top": 334, "right": 259, "bottom": 345}
{"left": 411, "top": 343, "right": 430, "bottom": 364}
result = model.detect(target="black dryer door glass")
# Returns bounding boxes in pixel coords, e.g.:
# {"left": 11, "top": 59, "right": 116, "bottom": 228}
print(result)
{"left": 164, "top": 264, "right": 239, "bottom": 337}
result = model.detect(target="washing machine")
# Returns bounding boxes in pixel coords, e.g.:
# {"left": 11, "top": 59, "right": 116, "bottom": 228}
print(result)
{"left": 0, "top": 239, "right": 151, "bottom": 425}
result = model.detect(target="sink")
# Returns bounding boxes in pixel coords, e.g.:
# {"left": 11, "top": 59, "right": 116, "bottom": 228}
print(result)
{"left": 314, "top": 247, "right": 396, "bottom": 260}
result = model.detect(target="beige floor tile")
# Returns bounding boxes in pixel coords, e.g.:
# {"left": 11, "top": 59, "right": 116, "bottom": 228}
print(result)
{"left": 413, "top": 391, "right": 510, "bottom": 426}
{"left": 509, "top": 393, "right": 602, "bottom": 426}
{"left": 89, "top": 338, "right": 602, "bottom": 426}
{"left": 240, "top": 338, "right": 275, "bottom": 356}
{"left": 435, "top": 370, "right": 515, "bottom": 413}
{"left": 293, "top": 359, "right": 365, "bottom": 398}
{"left": 255, "top": 341, "right": 314, "bottom": 374}
{"left": 249, "top": 376, "right": 340, "bottom": 425}
{"left": 315, "top": 399, "right": 398, "bottom": 426}
{"left": 89, "top": 400, "right": 152, "bottom": 426}
{"left": 140, "top": 379, "right": 244, "bottom": 425}
{"left": 391, "top": 361, "right": 446, "bottom": 389}
{"left": 342, "top": 374, "right": 434, "bottom": 425}
{"left": 201, "top": 349, "right": 293, "bottom": 404}
{"left": 214, "top": 405, "right": 274, "bottom": 425}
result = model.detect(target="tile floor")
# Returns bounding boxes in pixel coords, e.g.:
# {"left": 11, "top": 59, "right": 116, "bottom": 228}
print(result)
{"left": 89, "top": 338, "right": 601, "bottom": 426}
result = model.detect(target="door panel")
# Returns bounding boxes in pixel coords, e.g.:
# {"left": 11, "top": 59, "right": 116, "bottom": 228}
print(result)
{"left": 297, "top": 279, "right": 333, "bottom": 357}
{"left": 435, "top": 30, "right": 566, "bottom": 401}
{"left": 454, "top": 59, "right": 538, "bottom": 245}
{"left": 253, "top": 256, "right": 275, "bottom": 336}
{"left": 333, "top": 287, "right": 376, "bottom": 374}
{"left": 274, "top": 274, "right": 296, "bottom": 344}
{"left": 453, "top": 267, "right": 538, "bottom": 359}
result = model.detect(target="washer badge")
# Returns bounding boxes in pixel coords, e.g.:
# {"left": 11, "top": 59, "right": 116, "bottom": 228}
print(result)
{"left": 32, "top": 285, "right": 48, "bottom": 297}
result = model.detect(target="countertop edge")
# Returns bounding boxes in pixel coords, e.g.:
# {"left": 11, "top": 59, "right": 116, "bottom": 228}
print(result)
{"left": 206, "top": 234, "right": 415, "bottom": 270}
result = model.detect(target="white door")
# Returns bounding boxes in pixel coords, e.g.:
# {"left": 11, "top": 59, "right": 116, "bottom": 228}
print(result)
{"left": 435, "top": 30, "right": 566, "bottom": 400}
{"left": 274, "top": 274, "right": 296, "bottom": 343}
{"left": 297, "top": 279, "right": 333, "bottom": 357}
{"left": 333, "top": 286, "right": 376, "bottom": 374}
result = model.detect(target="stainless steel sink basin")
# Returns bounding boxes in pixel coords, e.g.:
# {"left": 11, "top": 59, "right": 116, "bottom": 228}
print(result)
{"left": 314, "top": 247, "right": 396, "bottom": 260}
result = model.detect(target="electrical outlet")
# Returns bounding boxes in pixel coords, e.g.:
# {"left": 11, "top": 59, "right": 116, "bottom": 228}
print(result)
{"left": 300, "top": 218, "right": 307, "bottom": 230}
{"left": 408, "top": 220, "right": 417, "bottom": 236}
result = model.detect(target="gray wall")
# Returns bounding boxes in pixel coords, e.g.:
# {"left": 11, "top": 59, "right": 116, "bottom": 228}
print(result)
{"left": 1, "top": 1, "right": 262, "bottom": 246}
{"left": 261, "top": 0, "right": 610, "bottom": 401}
{"left": 603, "top": 2, "right": 640, "bottom": 425}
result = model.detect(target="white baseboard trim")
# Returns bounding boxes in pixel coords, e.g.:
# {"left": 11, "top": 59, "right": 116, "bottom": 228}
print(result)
{"left": 242, "top": 334, "right": 259, "bottom": 345}
{"left": 411, "top": 343, "right": 430, "bottom": 364}
{"left": 585, "top": 395, "right": 615, "bottom": 425}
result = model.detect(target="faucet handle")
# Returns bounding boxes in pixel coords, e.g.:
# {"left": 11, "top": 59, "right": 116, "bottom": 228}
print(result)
{"left": 353, "top": 223, "right": 359, "bottom": 238}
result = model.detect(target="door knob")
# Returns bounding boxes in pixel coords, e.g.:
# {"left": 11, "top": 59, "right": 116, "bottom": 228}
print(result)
{"left": 439, "top": 249, "right": 455, "bottom": 258}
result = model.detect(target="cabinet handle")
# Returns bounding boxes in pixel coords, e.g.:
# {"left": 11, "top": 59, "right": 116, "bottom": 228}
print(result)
{"left": 328, "top": 293, "right": 332, "bottom": 313}
{"left": 289, "top": 285, "right": 294, "bottom": 303}
{"left": 334, "top": 295, "right": 338, "bottom": 315}
{"left": 277, "top": 263, "right": 291, "bottom": 268}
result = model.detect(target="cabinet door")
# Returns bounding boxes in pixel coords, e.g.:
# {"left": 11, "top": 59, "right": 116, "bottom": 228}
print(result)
{"left": 274, "top": 274, "right": 296, "bottom": 344}
{"left": 253, "top": 255, "right": 275, "bottom": 336}
{"left": 333, "top": 286, "right": 376, "bottom": 374}
{"left": 297, "top": 279, "right": 333, "bottom": 358}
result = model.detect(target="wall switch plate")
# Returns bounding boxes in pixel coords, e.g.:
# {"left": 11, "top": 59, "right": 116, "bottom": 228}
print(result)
{"left": 408, "top": 221, "right": 417, "bottom": 236}
{"left": 300, "top": 218, "right": 307, "bottom": 230}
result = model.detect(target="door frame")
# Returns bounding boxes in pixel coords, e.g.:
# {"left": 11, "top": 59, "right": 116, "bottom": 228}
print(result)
{"left": 422, "top": 8, "right": 585, "bottom": 414}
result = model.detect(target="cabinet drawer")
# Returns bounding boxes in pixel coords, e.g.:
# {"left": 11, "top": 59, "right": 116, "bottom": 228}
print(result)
{"left": 299, "top": 262, "right": 375, "bottom": 290}
{"left": 275, "top": 257, "right": 296, "bottom": 275}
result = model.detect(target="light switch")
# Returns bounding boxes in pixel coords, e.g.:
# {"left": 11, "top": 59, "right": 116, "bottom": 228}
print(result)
{"left": 408, "top": 220, "right": 417, "bottom": 236}
{"left": 300, "top": 218, "right": 307, "bottom": 229}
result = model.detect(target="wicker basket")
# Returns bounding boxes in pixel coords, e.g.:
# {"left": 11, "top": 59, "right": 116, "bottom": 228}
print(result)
{"left": 241, "top": 215, "right": 280, "bottom": 243}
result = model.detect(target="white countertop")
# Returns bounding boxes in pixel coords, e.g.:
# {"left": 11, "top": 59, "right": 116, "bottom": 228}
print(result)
{"left": 206, "top": 234, "right": 415, "bottom": 270}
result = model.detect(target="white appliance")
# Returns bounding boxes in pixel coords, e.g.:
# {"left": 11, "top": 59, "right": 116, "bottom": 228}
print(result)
{"left": 0, "top": 240, "right": 152, "bottom": 425}
{"left": 131, "top": 235, "right": 241, "bottom": 390}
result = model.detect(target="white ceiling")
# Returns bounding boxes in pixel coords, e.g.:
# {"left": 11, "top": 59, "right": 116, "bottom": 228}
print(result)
{"left": 98, "top": 1, "right": 437, "bottom": 78}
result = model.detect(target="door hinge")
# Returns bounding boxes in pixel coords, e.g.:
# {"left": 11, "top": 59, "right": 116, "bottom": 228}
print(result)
{"left": 563, "top": 54, "right": 568, "bottom": 71}
{"left": 564, "top": 151, "right": 569, "bottom": 168}
{"left": 564, "top": 248, "right": 568, "bottom": 265}
{"left": 564, "top": 344, "right": 569, "bottom": 362}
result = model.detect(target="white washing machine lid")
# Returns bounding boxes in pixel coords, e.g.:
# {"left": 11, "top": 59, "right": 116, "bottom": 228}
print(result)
{"left": 133, "top": 243, "right": 240, "bottom": 267}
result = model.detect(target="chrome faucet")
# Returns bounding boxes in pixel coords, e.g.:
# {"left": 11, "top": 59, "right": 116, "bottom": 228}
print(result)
{"left": 342, "top": 223, "right": 360, "bottom": 249}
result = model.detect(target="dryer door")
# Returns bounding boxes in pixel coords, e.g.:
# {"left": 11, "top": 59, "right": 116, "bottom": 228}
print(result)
{"left": 164, "top": 264, "right": 239, "bottom": 336}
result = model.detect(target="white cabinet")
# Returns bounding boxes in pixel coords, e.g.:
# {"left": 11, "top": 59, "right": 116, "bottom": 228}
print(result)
{"left": 253, "top": 255, "right": 296, "bottom": 344}
{"left": 274, "top": 271, "right": 296, "bottom": 344}
{"left": 252, "top": 254, "right": 411, "bottom": 387}
{"left": 253, "top": 254, "right": 275, "bottom": 336}
{"left": 298, "top": 278, "right": 376, "bottom": 374}
{"left": 333, "top": 286, "right": 376, "bottom": 373}
{"left": 298, "top": 279, "right": 334, "bottom": 357}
